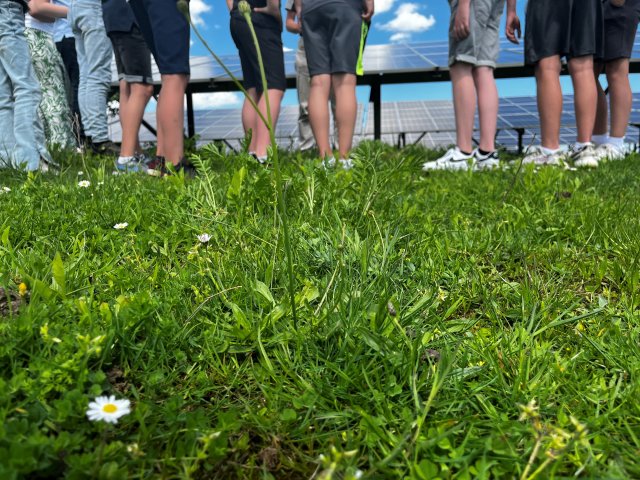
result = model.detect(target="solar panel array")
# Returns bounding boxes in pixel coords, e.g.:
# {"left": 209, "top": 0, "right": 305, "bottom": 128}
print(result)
{"left": 108, "top": 93, "right": 640, "bottom": 151}
{"left": 113, "top": 34, "right": 640, "bottom": 83}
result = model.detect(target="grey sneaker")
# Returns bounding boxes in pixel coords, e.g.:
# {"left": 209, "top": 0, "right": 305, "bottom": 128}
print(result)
{"left": 422, "top": 147, "right": 473, "bottom": 171}
{"left": 323, "top": 156, "right": 336, "bottom": 169}
{"left": 572, "top": 143, "right": 599, "bottom": 168}
{"left": 339, "top": 158, "right": 354, "bottom": 170}
{"left": 521, "top": 146, "right": 565, "bottom": 166}
{"left": 473, "top": 149, "right": 500, "bottom": 170}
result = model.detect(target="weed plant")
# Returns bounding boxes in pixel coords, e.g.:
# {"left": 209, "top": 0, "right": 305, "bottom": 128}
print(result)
{"left": 1, "top": 145, "right": 640, "bottom": 479}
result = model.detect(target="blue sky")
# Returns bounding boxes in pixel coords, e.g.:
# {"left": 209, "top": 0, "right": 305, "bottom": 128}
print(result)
{"left": 185, "top": 0, "right": 639, "bottom": 109}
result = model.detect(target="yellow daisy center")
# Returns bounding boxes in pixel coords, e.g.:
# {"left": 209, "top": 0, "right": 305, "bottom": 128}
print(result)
{"left": 102, "top": 404, "right": 118, "bottom": 414}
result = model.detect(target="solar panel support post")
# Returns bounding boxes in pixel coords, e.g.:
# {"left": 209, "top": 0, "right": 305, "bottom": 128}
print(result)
{"left": 369, "top": 79, "right": 382, "bottom": 140}
{"left": 186, "top": 89, "right": 196, "bottom": 139}
{"left": 516, "top": 128, "right": 525, "bottom": 155}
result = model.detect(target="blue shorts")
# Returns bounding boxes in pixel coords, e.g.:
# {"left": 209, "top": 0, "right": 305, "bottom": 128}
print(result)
{"left": 128, "top": 0, "right": 190, "bottom": 75}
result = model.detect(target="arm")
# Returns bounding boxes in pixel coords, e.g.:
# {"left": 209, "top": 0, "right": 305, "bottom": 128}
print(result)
{"left": 294, "top": 0, "right": 302, "bottom": 21}
{"left": 253, "top": 0, "right": 282, "bottom": 20}
{"left": 362, "top": 0, "right": 373, "bottom": 21}
{"left": 505, "top": 0, "right": 521, "bottom": 44}
{"left": 453, "top": 0, "right": 471, "bottom": 40}
{"left": 285, "top": 10, "right": 301, "bottom": 34}
{"left": 226, "top": 0, "right": 233, "bottom": 11}
{"left": 29, "top": 0, "right": 68, "bottom": 18}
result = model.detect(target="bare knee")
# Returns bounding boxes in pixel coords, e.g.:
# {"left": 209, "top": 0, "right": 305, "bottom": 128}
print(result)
{"left": 606, "top": 59, "right": 630, "bottom": 86}
{"left": 132, "top": 83, "right": 154, "bottom": 100}
{"left": 569, "top": 55, "right": 594, "bottom": 76}
{"left": 535, "top": 56, "right": 562, "bottom": 79}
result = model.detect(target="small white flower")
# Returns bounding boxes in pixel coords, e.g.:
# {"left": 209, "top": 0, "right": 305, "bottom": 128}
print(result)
{"left": 78, "top": 180, "right": 90, "bottom": 188}
{"left": 113, "top": 222, "right": 129, "bottom": 230}
{"left": 354, "top": 470, "right": 364, "bottom": 479}
{"left": 77, "top": 171, "right": 84, "bottom": 176}
{"left": 86, "top": 395, "right": 131, "bottom": 424}
{"left": 197, "top": 233, "right": 211, "bottom": 243}
{"left": 97, "top": 181, "right": 104, "bottom": 186}
{"left": 2, "top": 186, "right": 10, "bottom": 193}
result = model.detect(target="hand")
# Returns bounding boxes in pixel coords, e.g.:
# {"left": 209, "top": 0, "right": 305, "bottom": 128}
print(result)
{"left": 254, "top": 0, "right": 282, "bottom": 21}
{"left": 505, "top": 11, "right": 521, "bottom": 44}
{"left": 453, "top": 5, "right": 470, "bottom": 41}
{"left": 285, "top": 15, "right": 301, "bottom": 34}
{"left": 30, "top": 12, "right": 55, "bottom": 23}
{"left": 610, "top": 0, "right": 625, "bottom": 6}
{"left": 362, "top": 0, "right": 374, "bottom": 21}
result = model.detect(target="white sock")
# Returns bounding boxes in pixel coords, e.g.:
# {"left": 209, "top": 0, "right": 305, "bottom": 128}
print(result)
{"left": 608, "top": 136, "right": 624, "bottom": 148}
{"left": 117, "top": 156, "right": 134, "bottom": 165}
{"left": 541, "top": 146, "right": 560, "bottom": 156}
{"left": 592, "top": 134, "right": 609, "bottom": 146}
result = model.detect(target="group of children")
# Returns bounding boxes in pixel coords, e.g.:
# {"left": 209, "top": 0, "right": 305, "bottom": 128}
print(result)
{"left": 423, "top": 0, "right": 640, "bottom": 171}
{"left": 0, "top": 0, "right": 190, "bottom": 174}
{"left": 229, "top": 0, "right": 372, "bottom": 169}
{"left": 1, "top": 0, "right": 638, "bottom": 174}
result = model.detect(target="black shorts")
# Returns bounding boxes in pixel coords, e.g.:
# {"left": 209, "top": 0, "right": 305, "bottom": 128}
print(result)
{"left": 109, "top": 26, "right": 153, "bottom": 84}
{"left": 524, "top": 0, "right": 604, "bottom": 65}
{"left": 229, "top": 11, "right": 286, "bottom": 92}
{"left": 598, "top": 0, "right": 640, "bottom": 62}
{"left": 301, "top": 1, "right": 363, "bottom": 76}
{"left": 128, "top": 0, "right": 190, "bottom": 75}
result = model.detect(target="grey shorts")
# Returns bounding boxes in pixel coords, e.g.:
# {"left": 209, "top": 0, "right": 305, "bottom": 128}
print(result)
{"left": 448, "top": 0, "right": 506, "bottom": 68}
{"left": 301, "top": 0, "right": 363, "bottom": 76}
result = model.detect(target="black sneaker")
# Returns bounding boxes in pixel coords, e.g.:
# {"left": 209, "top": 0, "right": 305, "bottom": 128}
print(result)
{"left": 90, "top": 140, "right": 120, "bottom": 156}
{"left": 176, "top": 158, "right": 197, "bottom": 177}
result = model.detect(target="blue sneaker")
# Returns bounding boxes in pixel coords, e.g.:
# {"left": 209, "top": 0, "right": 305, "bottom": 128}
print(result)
{"left": 115, "top": 156, "right": 145, "bottom": 173}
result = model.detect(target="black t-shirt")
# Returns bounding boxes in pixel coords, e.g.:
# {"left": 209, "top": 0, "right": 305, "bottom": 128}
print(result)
{"left": 12, "top": 0, "right": 29, "bottom": 13}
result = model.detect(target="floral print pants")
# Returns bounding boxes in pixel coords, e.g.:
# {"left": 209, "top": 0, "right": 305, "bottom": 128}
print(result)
{"left": 25, "top": 28, "right": 76, "bottom": 150}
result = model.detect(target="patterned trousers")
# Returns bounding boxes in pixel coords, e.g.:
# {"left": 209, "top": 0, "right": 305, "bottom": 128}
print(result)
{"left": 25, "top": 28, "right": 76, "bottom": 149}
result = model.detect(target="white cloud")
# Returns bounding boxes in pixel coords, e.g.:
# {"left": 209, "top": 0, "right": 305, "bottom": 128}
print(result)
{"left": 376, "top": 0, "right": 396, "bottom": 14}
{"left": 283, "top": 46, "right": 294, "bottom": 52}
{"left": 381, "top": 3, "right": 436, "bottom": 41}
{"left": 191, "top": 92, "right": 242, "bottom": 110}
{"left": 390, "top": 32, "right": 411, "bottom": 43}
{"left": 190, "top": 0, "right": 212, "bottom": 26}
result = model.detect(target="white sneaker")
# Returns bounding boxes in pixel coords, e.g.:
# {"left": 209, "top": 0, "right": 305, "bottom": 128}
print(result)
{"left": 422, "top": 147, "right": 473, "bottom": 171}
{"left": 473, "top": 149, "right": 500, "bottom": 170}
{"left": 322, "top": 156, "right": 336, "bottom": 169}
{"left": 572, "top": 143, "right": 599, "bottom": 168}
{"left": 521, "top": 146, "right": 565, "bottom": 166}
{"left": 339, "top": 158, "right": 354, "bottom": 170}
{"left": 594, "top": 143, "right": 625, "bottom": 162}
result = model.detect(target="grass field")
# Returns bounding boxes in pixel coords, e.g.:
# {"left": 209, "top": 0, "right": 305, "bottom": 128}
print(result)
{"left": 1, "top": 143, "right": 640, "bottom": 479}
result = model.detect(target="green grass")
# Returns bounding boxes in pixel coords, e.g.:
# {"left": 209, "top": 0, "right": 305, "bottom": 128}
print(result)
{"left": 1, "top": 143, "right": 640, "bottom": 479}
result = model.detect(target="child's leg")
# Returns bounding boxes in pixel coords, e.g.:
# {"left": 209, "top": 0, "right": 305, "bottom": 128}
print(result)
{"left": 605, "top": 58, "right": 632, "bottom": 139}
{"left": 472, "top": 66, "right": 498, "bottom": 152}
{"left": 308, "top": 74, "right": 332, "bottom": 158}
{"left": 157, "top": 74, "right": 188, "bottom": 165}
{"left": 535, "top": 56, "right": 563, "bottom": 150}
{"left": 568, "top": 55, "right": 597, "bottom": 143}
{"left": 71, "top": 1, "right": 112, "bottom": 144}
{"left": 0, "top": 63, "right": 15, "bottom": 166}
{"left": 0, "top": 4, "right": 45, "bottom": 170}
{"left": 331, "top": 73, "right": 357, "bottom": 159}
{"left": 253, "top": 89, "right": 284, "bottom": 158}
{"left": 593, "top": 63, "right": 608, "bottom": 138}
{"left": 450, "top": 63, "right": 476, "bottom": 153}
{"left": 25, "top": 28, "right": 76, "bottom": 149}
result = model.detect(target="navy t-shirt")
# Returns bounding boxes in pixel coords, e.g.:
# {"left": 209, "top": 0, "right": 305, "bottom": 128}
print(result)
{"left": 102, "top": 0, "right": 136, "bottom": 33}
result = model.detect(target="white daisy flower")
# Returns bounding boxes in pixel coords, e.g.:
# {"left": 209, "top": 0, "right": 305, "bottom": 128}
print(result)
{"left": 2, "top": 186, "right": 11, "bottom": 193}
{"left": 197, "top": 233, "right": 211, "bottom": 243}
{"left": 78, "top": 171, "right": 84, "bottom": 176}
{"left": 78, "top": 180, "right": 90, "bottom": 188}
{"left": 86, "top": 395, "right": 131, "bottom": 424}
{"left": 113, "top": 222, "right": 129, "bottom": 230}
